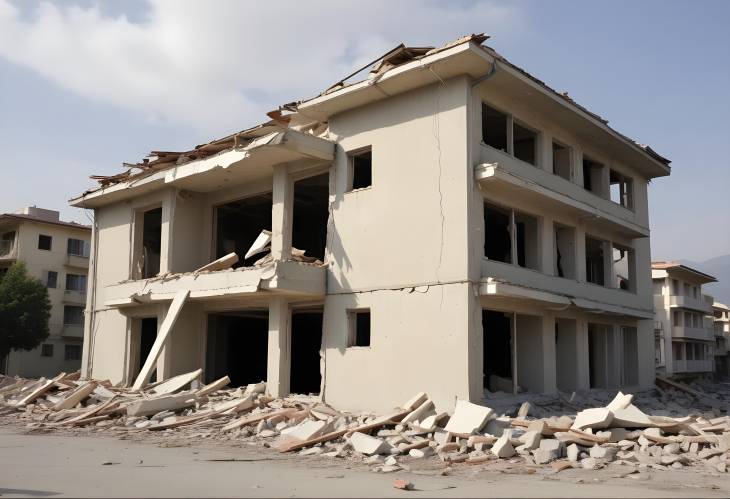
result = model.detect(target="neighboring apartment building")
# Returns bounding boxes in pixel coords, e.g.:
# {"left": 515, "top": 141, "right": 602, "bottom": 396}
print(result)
{"left": 0, "top": 207, "right": 91, "bottom": 377}
{"left": 70, "top": 35, "right": 670, "bottom": 411}
{"left": 713, "top": 302, "right": 730, "bottom": 378}
{"left": 652, "top": 262, "right": 716, "bottom": 378}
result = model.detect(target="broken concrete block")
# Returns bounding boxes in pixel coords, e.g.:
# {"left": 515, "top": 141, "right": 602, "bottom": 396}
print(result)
{"left": 244, "top": 382, "right": 266, "bottom": 395}
{"left": 527, "top": 420, "right": 546, "bottom": 435}
{"left": 606, "top": 391, "right": 634, "bottom": 412}
{"left": 571, "top": 408, "right": 613, "bottom": 430}
{"left": 350, "top": 432, "right": 391, "bottom": 456}
{"left": 444, "top": 400, "right": 494, "bottom": 435}
{"left": 483, "top": 417, "right": 512, "bottom": 437}
{"left": 698, "top": 447, "right": 723, "bottom": 460}
{"left": 433, "top": 430, "right": 450, "bottom": 446}
{"left": 280, "top": 420, "right": 330, "bottom": 441}
{"left": 517, "top": 402, "right": 531, "bottom": 418}
{"left": 491, "top": 432, "right": 515, "bottom": 459}
{"left": 567, "top": 443, "right": 579, "bottom": 462}
{"left": 596, "top": 428, "right": 631, "bottom": 443}
{"left": 401, "top": 392, "right": 428, "bottom": 412}
{"left": 533, "top": 449, "right": 556, "bottom": 465}
{"left": 384, "top": 456, "right": 398, "bottom": 466}
{"left": 517, "top": 430, "right": 541, "bottom": 451}
{"left": 612, "top": 404, "right": 652, "bottom": 428}
{"left": 663, "top": 443, "right": 680, "bottom": 455}
{"left": 589, "top": 445, "right": 616, "bottom": 462}
{"left": 409, "top": 446, "right": 434, "bottom": 459}
{"left": 125, "top": 392, "right": 197, "bottom": 417}
{"left": 401, "top": 399, "right": 434, "bottom": 425}
{"left": 582, "top": 457, "right": 599, "bottom": 470}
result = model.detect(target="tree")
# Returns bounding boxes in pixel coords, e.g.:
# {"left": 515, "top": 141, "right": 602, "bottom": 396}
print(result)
{"left": 0, "top": 262, "right": 51, "bottom": 361}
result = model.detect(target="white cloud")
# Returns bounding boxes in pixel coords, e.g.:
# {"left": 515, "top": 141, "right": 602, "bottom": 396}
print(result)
{"left": 0, "top": 0, "right": 522, "bottom": 135}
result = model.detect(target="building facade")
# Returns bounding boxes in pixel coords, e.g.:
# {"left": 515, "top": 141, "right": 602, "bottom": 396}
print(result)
{"left": 713, "top": 302, "right": 730, "bottom": 378}
{"left": 71, "top": 36, "right": 670, "bottom": 411}
{"left": 652, "top": 262, "right": 716, "bottom": 378}
{"left": 0, "top": 207, "right": 91, "bottom": 377}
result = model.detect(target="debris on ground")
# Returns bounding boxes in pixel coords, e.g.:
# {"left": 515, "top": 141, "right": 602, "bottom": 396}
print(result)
{"left": 3, "top": 371, "right": 730, "bottom": 478}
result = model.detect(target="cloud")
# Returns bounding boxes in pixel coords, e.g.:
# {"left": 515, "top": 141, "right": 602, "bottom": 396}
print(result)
{"left": 0, "top": 0, "right": 521, "bottom": 135}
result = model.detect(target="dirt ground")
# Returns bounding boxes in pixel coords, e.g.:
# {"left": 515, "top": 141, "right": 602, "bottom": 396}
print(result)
{"left": 1, "top": 424, "right": 729, "bottom": 498}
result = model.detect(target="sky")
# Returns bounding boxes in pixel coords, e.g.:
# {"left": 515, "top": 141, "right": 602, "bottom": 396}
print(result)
{"left": 0, "top": 0, "right": 728, "bottom": 262}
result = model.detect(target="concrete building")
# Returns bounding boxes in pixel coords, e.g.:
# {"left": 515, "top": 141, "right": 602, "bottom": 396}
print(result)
{"left": 713, "top": 301, "right": 730, "bottom": 378}
{"left": 70, "top": 35, "right": 671, "bottom": 411}
{"left": 652, "top": 262, "right": 716, "bottom": 378}
{"left": 0, "top": 207, "right": 91, "bottom": 377}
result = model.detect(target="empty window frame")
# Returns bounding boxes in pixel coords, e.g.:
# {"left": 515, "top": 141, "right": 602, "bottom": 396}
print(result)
{"left": 552, "top": 141, "right": 572, "bottom": 180}
{"left": 41, "top": 344, "right": 54, "bottom": 357}
{"left": 612, "top": 243, "right": 635, "bottom": 292}
{"left": 38, "top": 234, "right": 52, "bottom": 251}
{"left": 484, "top": 203, "right": 512, "bottom": 264}
{"left": 132, "top": 206, "right": 162, "bottom": 279}
{"left": 672, "top": 279, "right": 680, "bottom": 295}
{"left": 484, "top": 202, "right": 540, "bottom": 271}
{"left": 44, "top": 270, "right": 58, "bottom": 289}
{"left": 554, "top": 224, "right": 576, "bottom": 279}
{"left": 67, "top": 238, "right": 89, "bottom": 257}
{"left": 64, "top": 344, "right": 82, "bottom": 361}
{"left": 348, "top": 148, "right": 372, "bottom": 191}
{"left": 65, "top": 273, "right": 87, "bottom": 293}
{"left": 63, "top": 305, "right": 84, "bottom": 326}
{"left": 585, "top": 235, "right": 608, "bottom": 286}
{"left": 513, "top": 122, "right": 538, "bottom": 166}
{"left": 609, "top": 169, "right": 633, "bottom": 209}
{"left": 582, "top": 156, "right": 605, "bottom": 196}
{"left": 348, "top": 309, "right": 371, "bottom": 347}
{"left": 481, "top": 103, "right": 508, "bottom": 152}
{"left": 215, "top": 193, "right": 272, "bottom": 268}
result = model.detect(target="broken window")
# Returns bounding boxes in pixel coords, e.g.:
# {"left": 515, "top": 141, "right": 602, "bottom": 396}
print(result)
{"left": 292, "top": 173, "right": 329, "bottom": 261}
{"left": 552, "top": 141, "right": 572, "bottom": 180}
{"left": 585, "top": 235, "right": 607, "bottom": 286}
{"left": 482, "top": 310, "right": 513, "bottom": 392}
{"left": 349, "top": 149, "right": 372, "bottom": 190}
{"left": 481, "top": 103, "right": 508, "bottom": 152}
{"left": 290, "top": 310, "right": 323, "bottom": 395}
{"left": 0, "top": 231, "right": 15, "bottom": 256}
{"left": 514, "top": 212, "right": 539, "bottom": 270}
{"left": 554, "top": 224, "right": 576, "bottom": 279}
{"left": 206, "top": 312, "right": 268, "bottom": 387}
{"left": 141, "top": 207, "right": 162, "bottom": 278}
{"left": 44, "top": 270, "right": 58, "bottom": 289}
{"left": 484, "top": 202, "right": 511, "bottom": 264}
{"left": 582, "top": 156, "right": 605, "bottom": 196}
{"left": 612, "top": 243, "right": 635, "bottom": 292}
{"left": 215, "top": 193, "right": 272, "bottom": 267}
{"left": 38, "top": 234, "right": 52, "bottom": 251}
{"left": 63, "top": 305, "right": 84, "bottom": 326}
{"left": 609, "top": 169, "right": 633, "bottom": 209}
{"left": 555, "top": 318, "right": 578, "bottom": 390}
{"left": 348, "top": 310, "right": 371, "bottom": 347}
{"left": 41, "top": 344, "right": 53, "bottom": 357}
{"left": 513, "top": 122, "right": 537, "bottom": 166}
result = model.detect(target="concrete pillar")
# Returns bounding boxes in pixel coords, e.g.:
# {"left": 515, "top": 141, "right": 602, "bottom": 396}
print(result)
{"left": 637, "top": 319, "right": 656, "bottom": 387}
{"left": 575, "top": 319, "right": 591, "bottom": 390}
{"left": 159, "top": 188, "right": 176, "bottom": 274}
{"left": 271, "top": 165, "right": 293, "bottom": 260}
{"left": 540, "top": 132, "right": 553, "bottom": 173}
{"left": 267, "top": 297, "right": 291, "bottom": 397}
{"left": 540, "top": 215, "right": 555, "bottom": 276}
{"left": 541, "top": 314, "right": 557, "bottom": 394}
{"left": 574, "top": 147, "right": 584, "bottom": 187}
{"left": 156, "top": 303, "right": 173, "bottom": 381}
{"left": 575, "top": 226, "right": 586, "bottom": 282}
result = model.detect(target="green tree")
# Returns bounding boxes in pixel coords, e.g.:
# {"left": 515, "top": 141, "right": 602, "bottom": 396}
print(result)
{"left": 0, "top": 262, "right": 51, "bottom": 361}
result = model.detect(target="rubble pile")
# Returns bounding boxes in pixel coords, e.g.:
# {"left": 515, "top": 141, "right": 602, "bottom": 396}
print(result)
{"left": 2, "top": 371, "right": 730, "bottom": 476}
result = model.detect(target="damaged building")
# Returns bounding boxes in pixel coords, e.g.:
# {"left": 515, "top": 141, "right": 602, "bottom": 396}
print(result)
{"left": 70, "top": 34, "right": 671, "bottom": 412}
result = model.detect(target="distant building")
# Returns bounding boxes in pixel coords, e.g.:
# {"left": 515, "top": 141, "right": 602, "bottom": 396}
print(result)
{"left": 713, "top": 301, "right": 730, "bottom": 378}
{"left": 652, "top": 262, "right": 716, "bottom": 378}
{"left": 0, "top": 207, "right": 91, "bottom": 377}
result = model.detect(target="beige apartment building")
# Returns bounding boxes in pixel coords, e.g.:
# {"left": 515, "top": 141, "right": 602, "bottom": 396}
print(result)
{"left": 0, "top": 207, "right": 91, "bottom": 377}
{"left": 70, "top": 35, "right": 670, "bottom": 411}
{"left": 652, "top": 262, "right": 716, "bottom": 378}
{"left": 713, "top": 301, "right": 730, "bottom": 377}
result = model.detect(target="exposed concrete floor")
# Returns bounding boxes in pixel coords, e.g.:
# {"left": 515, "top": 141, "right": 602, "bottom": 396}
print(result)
{"left": 1, "top": 427, "right": 729, "bottom": 498}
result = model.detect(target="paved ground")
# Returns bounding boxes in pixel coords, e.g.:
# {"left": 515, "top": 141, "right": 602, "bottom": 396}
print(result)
{"left": 1, "top": 427, "right": 730, "bottom": 498}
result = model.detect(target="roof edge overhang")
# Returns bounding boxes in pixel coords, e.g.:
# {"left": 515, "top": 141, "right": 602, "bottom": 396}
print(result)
{"left": 297, "top": 41, "right": 670, "bottom": 179}
{"left": 651, "top": 263, "right": 717, "bottom": 284}
{"left": 70, "top": 129, "right": 335, "bottom": 209}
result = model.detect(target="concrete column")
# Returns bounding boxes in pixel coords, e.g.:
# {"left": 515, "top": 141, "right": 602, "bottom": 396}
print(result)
{"left": 575, "top": 319, "right": 591, "bottom": 390}
{"left": 574, "top": 147, "right": 584, "bottom": 187}
{"left": 271, "top": 165, "right": 293, "bottom": 260}
{"left": 159, "top": 189, "right": 175, "bottom": 274}
{"left": 541, "top": 314, "right": 557, "bottom": 394}
{"left": 575, "top": 226, "right": 586, "bottom": 282}
{"left": 156, "top": 303, "right": 173, "bottom": 381}
{"left": 267, "top": 297, "right": 291, "bottom": 397}
{"left": 637, "top": 319, "right": 656, "bottom": 387}
{"left": 540, "top": 215, "right": 555, "bottom": 276}
{"left": 540, "top": 132, "right": 553, "bottom": 173}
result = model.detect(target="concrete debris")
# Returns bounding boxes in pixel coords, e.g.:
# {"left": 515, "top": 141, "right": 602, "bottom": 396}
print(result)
{"left": 5, "top": 372, "right": 730, "bottom": 478}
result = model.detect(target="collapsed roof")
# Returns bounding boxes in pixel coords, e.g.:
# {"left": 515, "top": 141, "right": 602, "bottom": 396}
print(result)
{"left": 81, "top": 33, "right": 670, "bottom": 197}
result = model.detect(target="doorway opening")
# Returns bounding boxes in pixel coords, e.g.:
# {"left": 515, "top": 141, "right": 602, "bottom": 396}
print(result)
{"left": 215, "top": 194, "right": 272, "bottom": 267}
{"left": 290, "top": 310, "right": 323, "bottom": 395}
{"left": 206, "top": 312, "right": 268, "bottom": 387}
{"left": 292, "top": 173, "right": 329, "bottom": 261}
